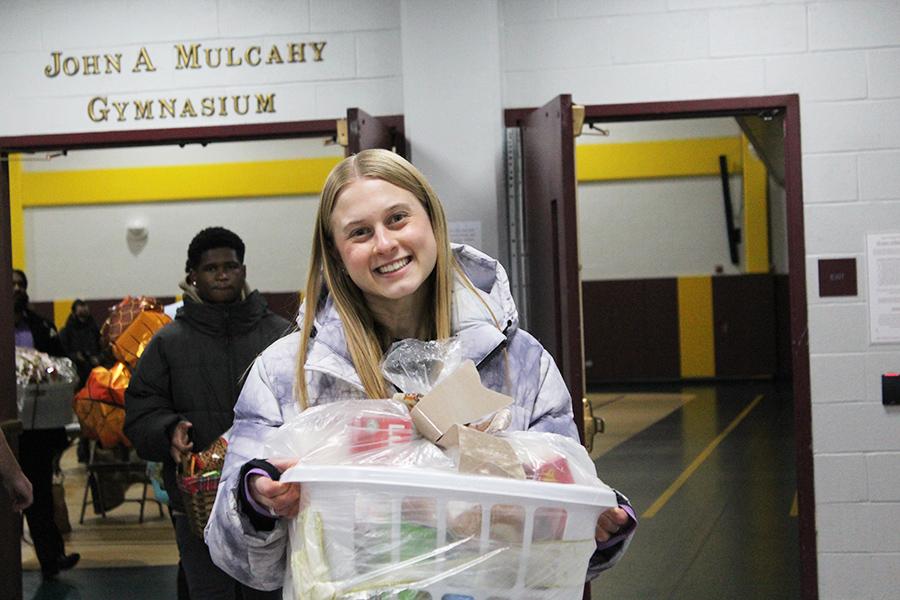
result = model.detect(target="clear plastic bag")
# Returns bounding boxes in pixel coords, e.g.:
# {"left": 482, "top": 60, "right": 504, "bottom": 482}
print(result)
{"left": 15, "top": 346, "right": 78, "bottom": 386}
{"left": 502, "top": 431, "right": 600, "bottom": 487}
{"left": 282, "top": 464, "right": 616, "bottom": 600}
{"left": 265, "top": 399, "right": 454, "bottom": 472}
{"left": 272, "top": 337, "right": 617, "bottom": 598}
{"left": 382, "top": 337, "right": 511, "bottom": 435}
{"left": 381, "top": 337, "right": 464, "bottom": 396}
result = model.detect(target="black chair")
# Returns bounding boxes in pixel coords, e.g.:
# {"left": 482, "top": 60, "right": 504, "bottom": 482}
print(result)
{"left": 79, "top": 440, "right": 163, "bottom": 524}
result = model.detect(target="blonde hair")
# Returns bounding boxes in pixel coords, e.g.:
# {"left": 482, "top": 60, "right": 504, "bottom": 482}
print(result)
{"left": 296, "top": 149, "right": 458, "bottom": 408}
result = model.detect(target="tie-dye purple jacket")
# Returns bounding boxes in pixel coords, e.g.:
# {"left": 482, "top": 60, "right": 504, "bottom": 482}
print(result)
{"left": 206, "top": 244, "right": 631, "bottom": 591}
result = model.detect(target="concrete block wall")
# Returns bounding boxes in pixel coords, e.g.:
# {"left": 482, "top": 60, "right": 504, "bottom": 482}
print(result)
{"left": 1, "top": 1, "right": 899, "bottom": 596}
{"left": 0, "top": 0, "right": 403, "bottom": 136}
{"left": 501, "top": 1, "right": 900, "bottom": 597}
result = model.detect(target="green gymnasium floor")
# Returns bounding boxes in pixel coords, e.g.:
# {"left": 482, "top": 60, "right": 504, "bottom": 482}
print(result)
{"left": 590, "top": 381, "right": 800, "bottom": 599}
{"left": 23, "top": 566, "right": 177, "bottom": 600}
{"left": 19, "top": 381, "right": 798, "bottom": 599}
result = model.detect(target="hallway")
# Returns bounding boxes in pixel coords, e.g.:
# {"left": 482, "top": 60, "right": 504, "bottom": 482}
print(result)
{"left": 590, "top": 381, "right": 799, "bottom": 599}
{"left": 20, "top": 382, "right": 799, "bottom": 599}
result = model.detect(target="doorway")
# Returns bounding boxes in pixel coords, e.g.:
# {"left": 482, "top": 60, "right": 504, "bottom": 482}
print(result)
{"left": 505, "top": 94, "right": 814, "bottom": 599}
{"left": 0, "top": 112, "right": 405, "bottom": 598}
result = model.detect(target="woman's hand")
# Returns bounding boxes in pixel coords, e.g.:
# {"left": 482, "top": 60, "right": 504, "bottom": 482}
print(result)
{"left": 249, "top": 458, "right": 301, "bottom": 519}
{"left": 595, "top": 507, "right": 630, "bottom": 543}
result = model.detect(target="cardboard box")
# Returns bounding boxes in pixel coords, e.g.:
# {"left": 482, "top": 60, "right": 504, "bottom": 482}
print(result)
{"left": 409, "top": 360, "right": 511, "bottom": 447}
{"left": 17, "top": 382, "right": 76, "bottom": 430}
{"left": 409, "top": 360, "right": 525, "bottom": 479}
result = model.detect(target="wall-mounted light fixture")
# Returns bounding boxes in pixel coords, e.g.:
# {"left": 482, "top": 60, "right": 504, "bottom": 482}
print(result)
{"left": 126, "top": 221, "right": 149, "bottom": 255}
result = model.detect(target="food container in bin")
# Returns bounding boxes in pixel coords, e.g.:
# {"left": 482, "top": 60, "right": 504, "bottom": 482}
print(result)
{"left": 281, "top": 464, "right": 617, "bottom": 600}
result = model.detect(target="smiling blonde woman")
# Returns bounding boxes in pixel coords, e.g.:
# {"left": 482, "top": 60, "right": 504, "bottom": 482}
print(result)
{"left": 206, "top": 149, "right": 636, "bottom": 593}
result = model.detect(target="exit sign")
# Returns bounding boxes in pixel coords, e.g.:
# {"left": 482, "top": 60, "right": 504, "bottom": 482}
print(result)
{"left": 818, "top": 258, "right": 857, "bottom": 297}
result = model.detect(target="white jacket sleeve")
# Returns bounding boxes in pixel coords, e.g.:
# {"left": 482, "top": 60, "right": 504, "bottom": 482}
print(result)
{"left": 522, "top": 343, "right": 637, "bottom": 581}
{"left": 527, "top": 348, "right": 581, "bottom": 440}
{"left": 205, "top": 348, "right": 293, "bottom": 591}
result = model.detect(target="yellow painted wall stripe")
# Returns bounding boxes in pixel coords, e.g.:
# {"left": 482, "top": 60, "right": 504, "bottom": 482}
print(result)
{"left": 53, "top": 299, "right": 73, "bottom": 331}
{"left": 18, "top": 156, "right": 341, "bottom": 206}
{"left": 643, "top": 394, "right": 763, "bottom": 518}
{"left": 742, "top": 135, "right": 769, "bottom": 273}
{"left": 9, "top": 156, "right": 26, "bottom": 270}
{"left": 576, "top": 136, "right": 743, "bottom": 182}
{"left": 677, "top": 276, "right": 715, "bottom": 378}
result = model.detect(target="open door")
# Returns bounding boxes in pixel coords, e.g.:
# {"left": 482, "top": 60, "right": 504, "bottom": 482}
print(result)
{"left": 0, "top": 117, "right": 345, "bottom": 600}
{"left": 0, "top": 155, "right": 23, "bottom": 600}
{"left": 345, "top": 108, "right": 407, "bottom": 159}
{"left": 517, "top": 95, "right": 586, "bottom": 441}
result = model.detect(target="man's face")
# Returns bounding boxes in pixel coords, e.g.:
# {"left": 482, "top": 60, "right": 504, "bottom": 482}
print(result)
{"left": 75, "top": 305, "right": 91, "bottom": 321}
{"left": 12, "top": 272, "right": 28, "bottom": 312}
{"left": 189, "top": 247, "right": 246, "bottom": 304}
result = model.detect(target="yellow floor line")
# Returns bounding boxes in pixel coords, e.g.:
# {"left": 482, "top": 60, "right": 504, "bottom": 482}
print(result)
{"left": 642, "top": 394, "right": 764, "bottom": 518}
{"left": 790, "top": 491, "right": 798, "bottom": 517}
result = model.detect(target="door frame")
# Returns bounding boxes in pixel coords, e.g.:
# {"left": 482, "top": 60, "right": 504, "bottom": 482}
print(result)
{"left": 506, "top": 94, "right": 815, "bottom": 599}
{"left": 0, "top": 113, "right": 403, "bottom": 598}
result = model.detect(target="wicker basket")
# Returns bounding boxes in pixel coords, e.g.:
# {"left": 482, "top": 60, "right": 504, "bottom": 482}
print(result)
{"left": 177, "top": 437, "right": 227, "bottom": 538}
{"left": 177, "top": 471, "right": 221, "bottom": 538}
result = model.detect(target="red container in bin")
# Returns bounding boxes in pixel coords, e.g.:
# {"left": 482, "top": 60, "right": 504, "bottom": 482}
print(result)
{"left": 530, "top": 457, "right": 574, "bottom": 540}
{"left": 350, "top": 414, "right": 413, "bottom": 454}
{"left": 535, "top": 456, "right": 575, "bottom": 484}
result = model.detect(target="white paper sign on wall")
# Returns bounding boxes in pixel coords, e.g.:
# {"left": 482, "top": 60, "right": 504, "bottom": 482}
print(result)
{"left": 867, "top": 232, "right": 900, "bottom": 344}
{"left": 449, "top": 220, "right": 482, "bottom": 251}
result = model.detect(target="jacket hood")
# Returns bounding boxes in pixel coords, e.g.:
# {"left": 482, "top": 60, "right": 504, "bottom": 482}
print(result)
{"left": 449, "top": 243, "right": 518, "bottom": 334}
{"left": 298, "top": 244, "right": 518, "bottom": 386}
{"left": 177, "top": 289, "right": 272, "bottom": 337}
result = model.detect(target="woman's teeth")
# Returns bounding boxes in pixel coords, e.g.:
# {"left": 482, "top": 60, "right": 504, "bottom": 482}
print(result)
{"left": 376, "top": 257, "right": 411, "bottom": 274}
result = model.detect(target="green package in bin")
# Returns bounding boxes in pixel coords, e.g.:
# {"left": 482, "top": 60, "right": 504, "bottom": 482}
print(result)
{"left": 359, "top": 522, "right": 437, "bottom": 566}
{"left": 399, "top": 522, "right": 437, "bottom": 561}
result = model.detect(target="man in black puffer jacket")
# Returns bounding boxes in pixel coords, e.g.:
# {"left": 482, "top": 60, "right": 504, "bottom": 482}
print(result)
{"left": 124, "top": 227, "right": 291, "bottom": 600}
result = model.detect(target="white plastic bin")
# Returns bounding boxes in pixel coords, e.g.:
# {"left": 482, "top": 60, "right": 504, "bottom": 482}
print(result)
{"left": 282, "top": 465, "right": 617, "bottom": 600}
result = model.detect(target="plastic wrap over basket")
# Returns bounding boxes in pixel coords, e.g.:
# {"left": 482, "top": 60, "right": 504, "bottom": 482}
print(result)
{"left": 282, "top": 465, "right": 616, "bottom": 600}
{"left": 264, "top": 399, "right": 451, "bottom": 470}
{"left": 15, "top": 347, "right": 78, "bottom": 430}
{"left": 73, "top": 363, "right": 131, "bottom": 448}
{"left": 380, "top": 337, "right": 463, "bottom": 395}
{"left": 269, "top": 399, "right": 618, "bottom": 599}
{"left": 15, "top": 346, "right": 78, "bottom": 386}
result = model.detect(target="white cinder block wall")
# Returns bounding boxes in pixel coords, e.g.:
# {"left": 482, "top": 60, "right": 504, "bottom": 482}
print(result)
{"left": 500, "top": 1, "right": 900, "bottom": 598}
{"left": 2, "top": 0, "right": 900, "bottom": 597}
{"left": 0, "top": 0, "right": 403, "bottom": 133}
{"left": 0, "top": 0, "right": 405, "bottom": 299}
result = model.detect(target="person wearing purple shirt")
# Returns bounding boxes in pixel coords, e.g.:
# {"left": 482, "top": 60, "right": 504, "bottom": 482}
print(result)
{"left": 12, "top": 269, "right": 79, "bottom": 578}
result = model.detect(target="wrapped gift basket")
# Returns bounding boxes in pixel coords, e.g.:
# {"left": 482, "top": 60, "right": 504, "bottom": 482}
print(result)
{"left": 178, "top": 437, "right": 228, "bottom": 538}
{"left": 282, "top": 464, "right": 616, "bottom": 600}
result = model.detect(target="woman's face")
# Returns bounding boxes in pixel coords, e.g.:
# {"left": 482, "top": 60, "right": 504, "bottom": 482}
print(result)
{"left": 330, "top": 177, "right": 438, "bottom": 306}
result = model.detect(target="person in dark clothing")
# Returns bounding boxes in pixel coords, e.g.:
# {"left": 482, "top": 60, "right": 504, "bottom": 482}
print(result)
{"left": 59, "top": 299, "right": 101, "bottom": 387}
{"left": 12, "top": 269, "right": 80, "bottom": 578}
{"left": 60, "top": 299, "right": 102, "bottom": 464}
{"left": 124, "top": 228, "right": 290, "bottom": 600}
